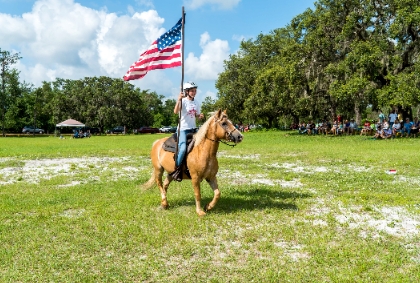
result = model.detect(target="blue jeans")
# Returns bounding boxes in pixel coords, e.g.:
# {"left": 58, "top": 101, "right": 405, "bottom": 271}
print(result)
{"left": 176, "top": 129, "right": 195, "bottom": 167}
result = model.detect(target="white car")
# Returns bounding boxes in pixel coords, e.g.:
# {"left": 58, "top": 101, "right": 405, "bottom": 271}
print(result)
{"left": 159, "top": 126, "right": 176, "bottom": 133}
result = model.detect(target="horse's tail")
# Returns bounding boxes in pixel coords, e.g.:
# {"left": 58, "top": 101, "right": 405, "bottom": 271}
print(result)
{"left": 141, "top": 173, "right": 155, "bottom": 190}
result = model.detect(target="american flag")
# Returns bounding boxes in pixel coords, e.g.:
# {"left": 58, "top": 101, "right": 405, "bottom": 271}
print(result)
{"left": 123, "top": 18, "right": 182, "bottom": 81}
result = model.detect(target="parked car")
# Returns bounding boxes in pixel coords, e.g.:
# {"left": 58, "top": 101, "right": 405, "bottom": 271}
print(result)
{"left": 134, "top": 126, "right": 160, "bottom": 134}
{"left": 159, "top": 126, "right": 177, "bottom": 133}
{"left": 107, "top": 126, "right": 125, "bottom": 134}
{"left": 22, "top": 126, "right": 44, "bottom": 134}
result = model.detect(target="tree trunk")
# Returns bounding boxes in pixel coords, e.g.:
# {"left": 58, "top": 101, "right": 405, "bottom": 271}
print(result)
{"left": 354, "top": 102, "right": 362, "bottom": 126}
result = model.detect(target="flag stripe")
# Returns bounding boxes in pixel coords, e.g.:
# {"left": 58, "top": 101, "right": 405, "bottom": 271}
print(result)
{"left": 130, "top": 42, "right": 181, "bottom": 68}
{"left": 123, "top": 18, "right": 183, "bottom": 81}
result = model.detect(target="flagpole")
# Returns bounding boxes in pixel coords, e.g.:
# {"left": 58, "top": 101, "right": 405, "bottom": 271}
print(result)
{"left": 175, "top": 6, "right": 185, "bottom": 166}
{"left": 181, "top": 6, "right": 185, "bottom": 91}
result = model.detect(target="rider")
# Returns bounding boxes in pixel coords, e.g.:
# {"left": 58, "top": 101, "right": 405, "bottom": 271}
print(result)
{"left": 172, "top": 82, "right": 204, "bottom": 180}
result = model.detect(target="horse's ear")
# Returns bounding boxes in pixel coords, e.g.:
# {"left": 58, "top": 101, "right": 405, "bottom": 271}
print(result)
{"left": 223, "top": 109, "right": 227, "bottom": 115}
{"left": 215, "top": 109, "right": 222, "bottom": 118}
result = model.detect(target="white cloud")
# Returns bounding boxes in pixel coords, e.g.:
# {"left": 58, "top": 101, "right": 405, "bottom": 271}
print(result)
{"left": 0, "top": 0, "right": 230, "bottom": 99}
{"left": 135, "top": 0, "right": 154, "bottom": 9}
{"left": 0, "top": 0, "right": 168, "bottom": 85}
{"left": 232, "top": 34, "right": 246, "bottom": 42}
{"left": 184, "top": 0, "right": 241, "bottom": 10}
{"left": 204, "top": 90, "right": 217, "bottom": 100}
{"left": 185, "top": 32, "right": 230, "bottom": 80}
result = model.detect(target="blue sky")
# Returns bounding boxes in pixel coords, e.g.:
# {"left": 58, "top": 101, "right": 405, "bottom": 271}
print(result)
{"left": 0, "top": 0, "right": 315, "bottom": 103}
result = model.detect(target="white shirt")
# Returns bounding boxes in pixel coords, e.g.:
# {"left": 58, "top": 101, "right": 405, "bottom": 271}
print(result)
{"left": 179, "top": 98, "right": 201, "bottom": 130}
{"left": 389, "top": 113, "right": 398, "bottom": 123}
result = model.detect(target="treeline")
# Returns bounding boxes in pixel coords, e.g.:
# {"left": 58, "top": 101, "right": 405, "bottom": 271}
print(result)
{"left": 0, "top": 69, "right": 180, "bottom": 134}
{"left": 214, "top": 0, "right": 420, "bottom": 127}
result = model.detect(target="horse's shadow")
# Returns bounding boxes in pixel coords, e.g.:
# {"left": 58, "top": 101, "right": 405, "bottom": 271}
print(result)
{"left": 169, "top": 187, "right": 312, "bottom": 214}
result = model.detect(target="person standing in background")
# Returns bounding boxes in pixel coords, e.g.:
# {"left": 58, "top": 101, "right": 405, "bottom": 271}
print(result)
{"left": 389, "top": 110, "right": 398, "bottom": 129}
{"left": 378, "top": 110, "right": 385, "bottom": 124}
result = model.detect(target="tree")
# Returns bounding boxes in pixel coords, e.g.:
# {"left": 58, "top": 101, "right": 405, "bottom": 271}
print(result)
{"left": 0, "top": 49, "right": 21, "bottom": 136}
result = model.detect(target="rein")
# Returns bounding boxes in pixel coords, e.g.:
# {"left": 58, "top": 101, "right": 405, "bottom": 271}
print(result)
{"left": 205, "top": 136, "right": 237, "bottom": 147}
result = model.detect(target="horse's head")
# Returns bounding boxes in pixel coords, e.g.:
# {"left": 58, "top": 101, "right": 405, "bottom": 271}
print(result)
{"left": 213, "top": 109, "right": 244, "bottom": 144}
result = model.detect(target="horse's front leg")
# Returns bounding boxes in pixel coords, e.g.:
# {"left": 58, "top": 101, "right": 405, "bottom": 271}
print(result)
{"left": 159, "top": 174, "right": 173, "bottom": 209}
{"left": 191, "top": 178, "right": 206, "bottom": 216}
{"left": 204, "top": 177, "right": 221, "bottom": 212}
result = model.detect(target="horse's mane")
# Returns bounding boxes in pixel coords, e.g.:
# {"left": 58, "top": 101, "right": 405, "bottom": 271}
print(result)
{"left": 194, "top": 113, "right": 214, "bottom": 147}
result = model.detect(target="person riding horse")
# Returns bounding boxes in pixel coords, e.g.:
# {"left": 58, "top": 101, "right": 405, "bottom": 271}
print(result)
{"left": 171, "top": 82, "right": 204, "bottom": 181}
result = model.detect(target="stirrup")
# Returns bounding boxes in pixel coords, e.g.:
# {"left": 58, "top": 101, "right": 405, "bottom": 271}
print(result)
{"left": 170, "top": 166, "right": 183, "bottom": 182}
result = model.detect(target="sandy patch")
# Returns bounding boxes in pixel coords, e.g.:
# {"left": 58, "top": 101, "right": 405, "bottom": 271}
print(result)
{"left": 218, "top": 169, "right": 302, "bottom": 188}
{"left": 336, "top": 205, "right": 420, "bottom": 238}
{"left": 268, "top": 162, "right": 371, "bottom": 174}
{"left": 309, "top": 199, "right": 420, "bottom": 238}
{"left": 0, "top": 157, "right": 143, "bottom": 186}
{"left": 217, "top": 152, "right": 261, "bottom": 160}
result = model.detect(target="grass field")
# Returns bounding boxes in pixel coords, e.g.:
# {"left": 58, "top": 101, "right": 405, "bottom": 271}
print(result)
{"left": 1, "top": 132, "right": 419, "bottom": 282}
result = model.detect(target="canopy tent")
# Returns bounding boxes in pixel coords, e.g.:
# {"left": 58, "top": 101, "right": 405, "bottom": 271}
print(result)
{"left": 56, "top": 119, "right": 85, "bottom": 127}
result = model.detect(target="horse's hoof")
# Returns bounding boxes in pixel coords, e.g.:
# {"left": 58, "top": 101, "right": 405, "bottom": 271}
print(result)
{"left": 204, "top": 204, "right": 209, "bottom": 212}
{"left": 197, "top": 210, "right": 206, "bottom": 217}
{"left": 160, "top": 204, "right": 169, "bottom": 210}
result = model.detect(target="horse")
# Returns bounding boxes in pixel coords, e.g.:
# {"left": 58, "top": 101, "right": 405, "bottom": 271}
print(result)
{"left": 142, "top": 109, "right": 244, "bottom": 216}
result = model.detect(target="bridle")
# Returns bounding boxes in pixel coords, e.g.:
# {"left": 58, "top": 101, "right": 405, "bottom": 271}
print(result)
{"left": 205, "top": 116, "right": 239, "bottom": 147}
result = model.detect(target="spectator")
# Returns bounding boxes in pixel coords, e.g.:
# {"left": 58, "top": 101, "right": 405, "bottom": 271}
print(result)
{"left": 392, "top": 119, "right": 402, "bottom": 137}
{"left": 343, "top": 119, "right": 351, "bottom": 134}
{"left": 330, "top": 120, "right": 339, "bottom": 135}
{"left": 349, "top": 119, "right": 358, "bottom": 135}
{"left": 381, "top": 126, "right": 393, "bottom": 139}
{"left": 361, "top": 119, "right": 372, "bottom": 135}
{"left": 373, "top": 123, "right": 383, "bottom": 139}
{"left": 411, "top": 117, "right": 420, "bottom": 137}
{"left": 299, "top": 123, "right": 307, "bottom": 134}
{"left": 338, "top": 121, "right": 344, "bottom": 135}
{"left": 370, "top": 120, "right": 377, "bottom": 132}
{"left": 383, "top": 118, "right": 390, "bottom": 131}
{"left": 378, "top": 110, "right": 385, "bottom": 123}
{"left": 308, "top": 121, "right": 317, "bottom": 135}
{"left": 398, "top": 112, "right": 403, "bottom": 123}
{"left": 403, "top": 118, "right": 413, "bottom": 137}
{"left": 290, "top": 123, "right": 298, "bottom": 130}
{"left": 389, "top": 110, "right": 397, "bottom": 128}
{"left": 314, "top": 122, "right": 321, "bottom": 134}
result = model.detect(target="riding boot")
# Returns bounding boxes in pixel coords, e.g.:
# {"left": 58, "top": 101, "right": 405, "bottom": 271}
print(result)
{"left": 170, "top": 166, "right": 183, "bottom": 182}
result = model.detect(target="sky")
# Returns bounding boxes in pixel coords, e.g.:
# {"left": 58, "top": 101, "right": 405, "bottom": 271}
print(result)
{"left": 0, "top": 0, "right": 315, "bottom": 104}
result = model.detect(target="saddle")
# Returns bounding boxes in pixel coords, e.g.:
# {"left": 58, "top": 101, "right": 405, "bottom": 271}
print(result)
{"left": 162, "top": 132, "right": 195, "bottom": 153}
{"left": 163, "top": 132, "right": 196, "bottom": 182}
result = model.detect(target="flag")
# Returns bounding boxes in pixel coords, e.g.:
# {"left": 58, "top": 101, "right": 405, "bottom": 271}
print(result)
{"left": 123, "top": 18, "right": 182, "bottom": 81}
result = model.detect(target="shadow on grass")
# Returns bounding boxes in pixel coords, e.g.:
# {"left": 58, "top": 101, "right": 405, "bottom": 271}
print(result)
{"left": 167, "top": 187, "right": 312, "bottom": 214}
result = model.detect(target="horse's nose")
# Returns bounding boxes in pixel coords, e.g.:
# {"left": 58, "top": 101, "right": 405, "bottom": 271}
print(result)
{"left": 237, "top": 134, "right": 243, "bottom": 143}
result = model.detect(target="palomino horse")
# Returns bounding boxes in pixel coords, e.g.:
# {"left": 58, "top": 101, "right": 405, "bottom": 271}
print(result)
{"left": 142, "top": 110, "right": 243, "bottom": 216}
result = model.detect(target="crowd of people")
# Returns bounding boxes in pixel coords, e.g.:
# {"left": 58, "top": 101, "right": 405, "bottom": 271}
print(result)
{"left": 292, "top": 110, "right": 420, "bottom": 139}
{"left": 72, "top": 128, "right": 91, "bottom": 138}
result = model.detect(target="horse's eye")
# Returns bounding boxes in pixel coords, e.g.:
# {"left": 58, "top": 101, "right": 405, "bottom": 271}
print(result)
{"left": 222, "top": 122, "right": 227, "bottom": 126}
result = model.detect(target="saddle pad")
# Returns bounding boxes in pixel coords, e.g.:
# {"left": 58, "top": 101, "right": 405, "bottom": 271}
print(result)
{"left": 162, "top": 133, "right": 195, "bottom": 153}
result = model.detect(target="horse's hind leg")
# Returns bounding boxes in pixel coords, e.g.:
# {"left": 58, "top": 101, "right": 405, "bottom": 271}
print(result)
{"left": 204, "top": 177, "right": 221, "bottom": 213}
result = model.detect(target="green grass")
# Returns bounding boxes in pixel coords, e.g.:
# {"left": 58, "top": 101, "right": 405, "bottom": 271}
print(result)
{"left": 1, "top": 132, "right": 420, "bottom": 282}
